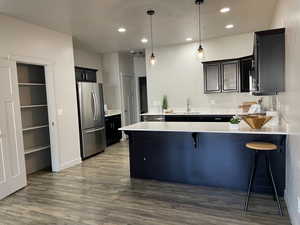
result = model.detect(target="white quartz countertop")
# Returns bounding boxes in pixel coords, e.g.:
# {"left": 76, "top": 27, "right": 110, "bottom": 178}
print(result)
{"left": 105, "top": 111, "right": 121, "bottom": 117}
{"left": 120, "top": 122, "right": 288, "bottom": 135}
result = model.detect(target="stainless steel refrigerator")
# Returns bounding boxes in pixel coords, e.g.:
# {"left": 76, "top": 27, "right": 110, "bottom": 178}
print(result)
{"left": 77, "top": 82, "right": 106, "bottom": 159}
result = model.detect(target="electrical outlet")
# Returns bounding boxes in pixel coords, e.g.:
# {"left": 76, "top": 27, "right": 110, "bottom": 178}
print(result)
{"left": 298, "top": 197, "right": 300, "bottom": 214}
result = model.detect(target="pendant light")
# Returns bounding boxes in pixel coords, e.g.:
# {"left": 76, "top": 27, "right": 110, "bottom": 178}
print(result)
{"left": 147, "top": 10, "right": 156, "bottom": 65}
{"left": 195, "top": 0, "right": 204, "bottom": 59}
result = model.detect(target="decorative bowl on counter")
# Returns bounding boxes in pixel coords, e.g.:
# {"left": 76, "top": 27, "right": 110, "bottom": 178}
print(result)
{"left": 241, "top": 115, "right": 273, "bottom": 129}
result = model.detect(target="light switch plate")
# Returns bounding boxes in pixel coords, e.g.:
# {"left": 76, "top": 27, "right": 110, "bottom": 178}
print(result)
{"left": 57, "top": 109, "right": 63, "bottom": 116}
{"left": 298, "top": 197, "right": 300, "bottom": 214}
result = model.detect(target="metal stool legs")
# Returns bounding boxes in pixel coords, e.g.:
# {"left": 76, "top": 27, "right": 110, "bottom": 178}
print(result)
{"left": 244, "top": 151, "right": 283, "bottom": 216}
{"left": 266, "top": 152, "right": 283, "bottom": 216}
{"left": 244, "top": 151, "right": 258, "bottom": 212}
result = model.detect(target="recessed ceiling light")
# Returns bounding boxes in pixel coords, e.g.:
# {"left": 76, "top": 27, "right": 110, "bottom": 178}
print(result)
{"left": 186, "top": 38, "right": 193, "bottom": 42}
{"left": 141, "top": 38, "right": 148, "bottom": 43}
{"left": 220, "top": 7, "right": 230, "bottom": 13}
{"left": 118, "top": 27, "right": 126, "bottom": 33}
{"left": 225, "top": 24, "right": 234, "bottom": 29}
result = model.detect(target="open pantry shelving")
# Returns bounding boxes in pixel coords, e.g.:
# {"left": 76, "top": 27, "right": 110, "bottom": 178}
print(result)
{"left": 17, "top": 63, "right": 52, "bottom": 175}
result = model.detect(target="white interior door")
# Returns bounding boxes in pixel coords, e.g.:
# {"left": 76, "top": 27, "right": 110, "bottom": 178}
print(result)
{"left": 122, "top": 75, "right": 137, "bottom": 126}
{"left": 0, "top": 59, "right": 27, "bottom": 200}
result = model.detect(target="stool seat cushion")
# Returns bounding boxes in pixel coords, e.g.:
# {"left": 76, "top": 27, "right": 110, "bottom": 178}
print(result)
{"left": 246, "top": 142, "right": 277, "bottom": 151}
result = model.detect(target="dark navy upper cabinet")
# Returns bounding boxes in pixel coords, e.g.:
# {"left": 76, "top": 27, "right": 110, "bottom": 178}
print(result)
{"left": 203, "top": 60, "right": 239, "bottom": 94}
{"left": 75, "top": 67, "right": 97, "bottom": 82}
{"left": 202, "top": 28, "right": 285, "bottom": 95}
{"left": 203, "top": 62, "right": 222, "bottom": 94}
{"left": 221, "top": 60, "right": 240, "bottom": 93}
{"left": 240, "top": 56, "right": 254, "bottom": 93}
{"left": 253, "top": 28, "right": 285, "bottom": 95}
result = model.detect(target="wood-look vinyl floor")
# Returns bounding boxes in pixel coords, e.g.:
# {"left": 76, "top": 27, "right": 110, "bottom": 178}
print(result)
{"left": 0, "top": 142, "right": 291, "bottom": 225}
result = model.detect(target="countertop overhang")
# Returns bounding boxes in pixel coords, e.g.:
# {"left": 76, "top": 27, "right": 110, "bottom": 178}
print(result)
{"left": 120, "top": 122, "right": 288, "bottom": 135}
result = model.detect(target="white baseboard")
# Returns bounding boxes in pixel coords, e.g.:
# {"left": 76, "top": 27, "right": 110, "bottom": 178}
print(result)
{"left": 55, "top": 158, "right": 82, "bottom": 172}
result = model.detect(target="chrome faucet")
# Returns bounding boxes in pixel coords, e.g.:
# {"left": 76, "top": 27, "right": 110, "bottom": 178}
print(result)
{"left": 186, "top": 98, "right": 191, "bottom": 113}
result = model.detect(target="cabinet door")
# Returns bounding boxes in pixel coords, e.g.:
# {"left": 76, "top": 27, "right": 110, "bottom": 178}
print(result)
{"left": 240, "top": 57, "right": 254, "bottom": 93}
{"left": 75, "top": 68, "right": 97, "bottom": 82}
{"left": 113, "top": 116, "right": 122, "bottom": 141}
{"left": 0, "top": 60, "right": 27, "bottom": 200}
{"left": 75, "top": 68, "right": 84, "bottom": 82}
{"left": 105, "top": 116, "right": 122, "bottom": 146}
{"left": 105, "top": 118, "right": 112, "bottom": 146}
{"left": 255, "top": 30, "right": 285, "bottom": 93}
{"left": 84, "top": 70, "right": 97, "bottom": 82}
{"left": 221, "top": 61, "right": 239, "bottom": 92}
{"left": 203, "top": 63, "right": 221, "bottom": 93}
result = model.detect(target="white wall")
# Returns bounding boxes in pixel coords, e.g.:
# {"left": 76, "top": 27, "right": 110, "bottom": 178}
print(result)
{"left": 102, "top": 52, "right": 138, "bottom": 111}
{"left": 272, "top": 1, "right": 300, "bottom": 224}
{"left": 0, "top": 15, "right": 81, "bottom": 170}
{"left": 134, "top": 56, "right": 146, "bottom": 76}
{"left": 133, "top": 55, "right": 147, "bottom": 121}
{"left": 118, "top": 52, "right": 134, "bottom": 76}
{"left": 146, "top": 33, "right": 269, "bottom": 112}
{"left": 102, "top": 52, "right": 121, "bottom": 110}
{"left": 73, "top": 48, "right": 103, "bottom": 82}
{"left": 102, "top": 52, "right": 141, "bottom": 126}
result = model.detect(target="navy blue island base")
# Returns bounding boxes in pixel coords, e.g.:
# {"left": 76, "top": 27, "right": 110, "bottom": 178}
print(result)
{"left": 126, "top": 131, "right": 286, "bottom": 196}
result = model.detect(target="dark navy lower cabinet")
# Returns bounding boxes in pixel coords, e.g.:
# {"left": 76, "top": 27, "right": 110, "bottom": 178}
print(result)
{"left": 165, "top": 115, "right": 233, "bottom": 122}
{"left": 127, "top": 131, "right": 286, "bottom": 196}
{"left": 105, "top": 114, "right": 122, "bottom": 146}
{"left": 141, "top": 114, "right": 233, "bottom": 122}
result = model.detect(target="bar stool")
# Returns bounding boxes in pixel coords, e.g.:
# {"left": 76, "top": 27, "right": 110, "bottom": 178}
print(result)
{"left": 244, "top": 142, "right": 283, "bottom": 216}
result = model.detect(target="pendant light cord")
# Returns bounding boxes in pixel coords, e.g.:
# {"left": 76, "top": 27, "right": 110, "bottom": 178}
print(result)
{"left": 150, "top": 14, "right": 154, "bottom": 53}
{"left": 198, "top": 3, "right": 202, "bottom": 45}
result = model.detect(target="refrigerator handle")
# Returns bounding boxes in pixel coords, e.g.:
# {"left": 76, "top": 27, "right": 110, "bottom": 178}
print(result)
{"left": 96, "top": 92, "right": 101, "bottom": 119}
{"left": 95, "top": 91, "right": 100, "bottom": 119}
{"left": 91, "top": 91, "right": 97, "bottom": 120}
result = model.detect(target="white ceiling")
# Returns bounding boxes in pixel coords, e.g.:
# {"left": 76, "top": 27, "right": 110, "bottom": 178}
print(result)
{"left": 0, "top": 0, "right": 278, "bottom": 53}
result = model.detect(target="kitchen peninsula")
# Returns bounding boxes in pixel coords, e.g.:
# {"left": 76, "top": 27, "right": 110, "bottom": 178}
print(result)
{"left": 120, "top": 122, "right": 288, "bottom": 196}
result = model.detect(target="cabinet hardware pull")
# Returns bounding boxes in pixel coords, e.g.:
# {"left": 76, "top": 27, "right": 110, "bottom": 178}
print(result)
{"left": 192, "top": 133, "right": 198, "bottom": 149}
